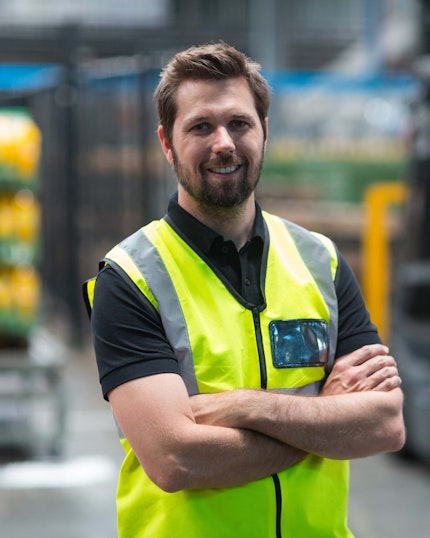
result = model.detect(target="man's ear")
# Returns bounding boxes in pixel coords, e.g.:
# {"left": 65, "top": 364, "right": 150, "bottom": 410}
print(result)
{"left": 263, "top": 117, "right": 269, "bottom": 152}
{"left": 157, "top": 125, "right": 173, "bottom": 165}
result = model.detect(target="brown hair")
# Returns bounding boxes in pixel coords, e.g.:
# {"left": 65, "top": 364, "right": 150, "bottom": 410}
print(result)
{"left": 154, "top": 41, "right": 270, "bottom": 144}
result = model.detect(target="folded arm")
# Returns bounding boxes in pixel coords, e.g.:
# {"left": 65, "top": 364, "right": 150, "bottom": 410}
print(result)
{"left": 191, "top": 344, "right": 406, "bottom": 460}
{"left": 109, "top": 373, "right": 306, "bottom": 493}
{"left": 109, "top": 344, "right": 405, "bottom": 493}
{"left": 192, "top": 386, "right": 404, "bottom": 460}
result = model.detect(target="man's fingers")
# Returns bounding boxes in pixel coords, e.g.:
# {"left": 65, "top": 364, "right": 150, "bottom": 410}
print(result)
{"left": 373, "top": 374, "right": 402, "bottom": 392}
{"left": 323, "top": 346, "right": 401, "bottom": 395}
{"left": 363, "top": 365, "right": 399, "bottom": 388}
{"left": 345, "top": 344, "right": 390, "bottom": 366}
{"left": 363, "top": 355, "right": 397, "bottom": 377}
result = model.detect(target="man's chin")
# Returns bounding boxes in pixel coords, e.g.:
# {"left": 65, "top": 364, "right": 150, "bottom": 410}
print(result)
{"left": 200, "top": 188, "right": 254, "bottom": 209}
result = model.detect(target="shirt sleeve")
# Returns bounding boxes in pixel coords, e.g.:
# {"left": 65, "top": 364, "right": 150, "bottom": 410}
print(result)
{"left": 334, "top": 249, "right": 382, "bottom": 358}
{"left": 91, "top": 265, "right": 181, "bottom": 400}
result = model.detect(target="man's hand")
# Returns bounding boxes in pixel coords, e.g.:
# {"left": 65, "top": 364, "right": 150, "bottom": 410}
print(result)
{"left": 191, "top": 390, "right": 245, "bottom": 428}
{"left": 321, "top": 344, "right": 402, "bottom": 396}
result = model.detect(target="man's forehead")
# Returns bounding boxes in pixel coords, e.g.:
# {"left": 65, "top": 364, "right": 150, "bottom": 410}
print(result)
{"left": 175, "top": 78, "right": 257, "bottom": 117}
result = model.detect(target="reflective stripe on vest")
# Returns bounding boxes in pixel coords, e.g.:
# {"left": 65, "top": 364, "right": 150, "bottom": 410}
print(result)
{"left": 266, "top": 213, "right": 338, "bottom": 377}
{"left": 104, "top": 225, "right": 200, "bottom": 396}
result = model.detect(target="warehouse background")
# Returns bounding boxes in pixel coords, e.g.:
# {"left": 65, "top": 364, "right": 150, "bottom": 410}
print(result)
{"left": 0, "top": 0, "right": 421, "bottom": 346}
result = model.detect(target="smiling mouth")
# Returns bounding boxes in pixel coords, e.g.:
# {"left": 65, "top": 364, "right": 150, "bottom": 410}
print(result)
{"left": 209, "top": 165, "right": 240, "bottom": 174}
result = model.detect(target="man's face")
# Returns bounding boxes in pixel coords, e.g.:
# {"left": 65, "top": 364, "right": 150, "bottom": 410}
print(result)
{"left": 159, "top": 77, "right": 267, "bottom": 209}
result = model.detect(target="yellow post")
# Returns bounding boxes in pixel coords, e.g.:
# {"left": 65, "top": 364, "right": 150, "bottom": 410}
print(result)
{"left": 362, "top": 182, "right": 408, "bottom": 343}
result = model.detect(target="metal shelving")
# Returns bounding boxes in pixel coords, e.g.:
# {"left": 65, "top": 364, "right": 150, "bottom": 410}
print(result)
{"left": 0, "top": 108, "right": 64, "bottom": 457}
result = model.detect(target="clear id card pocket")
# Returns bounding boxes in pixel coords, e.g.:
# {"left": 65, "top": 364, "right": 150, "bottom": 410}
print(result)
{"left": 269, "top": 319, "right": 329, "bottom": 368}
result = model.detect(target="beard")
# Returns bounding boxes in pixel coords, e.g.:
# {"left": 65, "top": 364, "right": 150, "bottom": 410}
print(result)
{"left": 171, "top": 148, "right": 264, "bottom": 209}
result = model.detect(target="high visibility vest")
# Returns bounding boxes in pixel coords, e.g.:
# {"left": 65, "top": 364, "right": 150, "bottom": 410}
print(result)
{"left": 84, "top": 211, "right": 353, "bottom": 538}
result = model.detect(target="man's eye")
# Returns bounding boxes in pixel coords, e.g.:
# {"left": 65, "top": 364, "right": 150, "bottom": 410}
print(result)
{"left": 231, "top": 120, "right": 248, "bottom": 130}
{"left": 191, "top": 123, "right": 209, "bottom": 132}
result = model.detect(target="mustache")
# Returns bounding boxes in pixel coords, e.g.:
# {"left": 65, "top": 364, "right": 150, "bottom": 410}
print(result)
{"left": 205, "top": 156, "right": 243, "bottom": 169}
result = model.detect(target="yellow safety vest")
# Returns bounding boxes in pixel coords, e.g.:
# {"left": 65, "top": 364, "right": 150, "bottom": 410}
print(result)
{"left": 84, "top": 211, "right": 353, "bottom": 538}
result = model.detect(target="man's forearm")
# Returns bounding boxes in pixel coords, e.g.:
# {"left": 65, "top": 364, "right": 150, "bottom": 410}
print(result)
{"left": 191, "top": 388, "right": 405, "bottom": 460}
{"left": 236, "top": 388, "right": 404, "bottom": 459}
{"left": 160, "top": 423, "right": 307, "bottom": 491}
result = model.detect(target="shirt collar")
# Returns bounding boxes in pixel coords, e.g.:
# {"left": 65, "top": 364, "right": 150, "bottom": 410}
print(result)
{"left": 166, "top": 192, "right": 265, "bottom": 255}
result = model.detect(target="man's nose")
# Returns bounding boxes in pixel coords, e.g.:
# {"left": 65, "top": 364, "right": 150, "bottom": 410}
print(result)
{"left": 212, "top": 127, "right": 235, "bottom": 154}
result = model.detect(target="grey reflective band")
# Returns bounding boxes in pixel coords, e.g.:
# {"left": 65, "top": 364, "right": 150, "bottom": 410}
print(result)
{"left": 281, "top": 219, "right": 338, "bottom": 372}
{"left": 269, "top": 381, "right": 321, "bottom": 396}
{"left": 110, "top": 227, "right": 200, "bottom": 396}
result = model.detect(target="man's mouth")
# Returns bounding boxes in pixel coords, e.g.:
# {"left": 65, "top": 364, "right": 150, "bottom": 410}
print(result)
{"left": 209, "top": 165, "right": 240, "bottom": 174}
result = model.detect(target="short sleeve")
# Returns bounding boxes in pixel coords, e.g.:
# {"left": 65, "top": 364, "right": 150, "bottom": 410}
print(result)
{"left": 91, "top": 265, "right": 180, "bottom": 400}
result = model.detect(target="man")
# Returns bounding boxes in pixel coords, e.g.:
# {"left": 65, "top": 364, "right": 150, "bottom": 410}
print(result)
{"left": 84, "top": 42, "right": 405, "bottom": 537}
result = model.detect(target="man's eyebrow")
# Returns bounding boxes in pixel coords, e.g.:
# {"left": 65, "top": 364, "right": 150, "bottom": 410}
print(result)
{"left": 184, "top": 112, "right": 255, "bottom": 126}
{"left": 184, "top": 115, "right": 209, "bottom": 126}
{"left": 231, "top": 113, "right": 256, "bottom": 122}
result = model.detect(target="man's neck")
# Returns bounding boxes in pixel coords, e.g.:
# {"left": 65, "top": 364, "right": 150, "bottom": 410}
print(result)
{"left": 178, "top": 191, "right": 256, "bottom": 251}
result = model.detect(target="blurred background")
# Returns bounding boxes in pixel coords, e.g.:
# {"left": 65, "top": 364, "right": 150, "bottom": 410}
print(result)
{"left": 0, "top": 1, "right": 429, "bottom": 537}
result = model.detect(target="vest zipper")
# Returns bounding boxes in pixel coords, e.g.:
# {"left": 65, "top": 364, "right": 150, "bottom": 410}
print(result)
{"left": 272, "top": 474, "right": 282, "bottom": 538}
{"left": 252, "top": 307, "right": 267, "bottom": 389}
{"left": 253, "top": 307, "right": 282, "bottom": 537}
